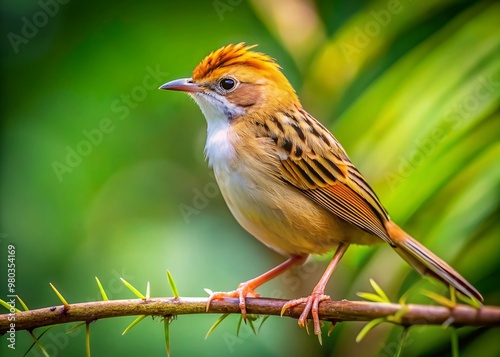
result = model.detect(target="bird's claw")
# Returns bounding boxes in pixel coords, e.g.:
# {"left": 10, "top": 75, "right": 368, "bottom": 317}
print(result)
{"left": 281, "top": 293, "right": 330, "bottom": 337}
{"left": 206, "top": 282, "right": 260, "bottom": 320}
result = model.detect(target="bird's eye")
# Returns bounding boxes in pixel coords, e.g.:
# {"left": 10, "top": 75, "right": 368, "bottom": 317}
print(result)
{"left": 219, "top": 77, "right": 237, "bottom": 91}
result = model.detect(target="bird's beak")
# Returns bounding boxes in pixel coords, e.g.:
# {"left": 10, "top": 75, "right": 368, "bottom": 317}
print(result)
{"left": 158, "top": 78, "right": 201, "bottom": 93}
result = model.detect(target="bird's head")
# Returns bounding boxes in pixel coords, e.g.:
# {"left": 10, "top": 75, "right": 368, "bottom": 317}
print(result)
{"left": 159, "top": 43, "right": 299, "bottom": 123}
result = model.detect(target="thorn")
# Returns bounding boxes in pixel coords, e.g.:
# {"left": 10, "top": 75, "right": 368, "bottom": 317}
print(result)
{"left": 317, "top": 331, "right": 323, "bottom": 345}
{"left": 280, "top": 305, "right": 287, "bottom": 317}
{"left": 327, "top": 321, "right": 337, "bottom": 336}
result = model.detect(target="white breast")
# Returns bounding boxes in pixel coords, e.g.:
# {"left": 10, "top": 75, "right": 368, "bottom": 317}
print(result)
{"left": 190, "top": 92, "right": 244, "bottom": 170}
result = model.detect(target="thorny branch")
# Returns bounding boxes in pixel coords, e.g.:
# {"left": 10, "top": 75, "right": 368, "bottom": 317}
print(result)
{"left": 1, "top": 297, "right": 499, "bottom": 333}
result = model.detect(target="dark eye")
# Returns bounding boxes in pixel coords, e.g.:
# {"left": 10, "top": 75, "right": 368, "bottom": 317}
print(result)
{"left": 219, "top": 78, "right": 236, "bottom": 91}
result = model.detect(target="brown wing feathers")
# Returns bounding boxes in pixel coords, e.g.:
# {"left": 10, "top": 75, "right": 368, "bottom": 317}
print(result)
{"left": 268, "top": 109, "right": 392, "bottom": 242}
{"left": 270, "top": 108, "right": 483, "bottom": 302}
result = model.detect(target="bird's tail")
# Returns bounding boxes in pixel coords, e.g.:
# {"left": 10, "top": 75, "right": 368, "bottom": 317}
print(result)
{"left": 385, "top": 220, "right": 483, "bottom": 303}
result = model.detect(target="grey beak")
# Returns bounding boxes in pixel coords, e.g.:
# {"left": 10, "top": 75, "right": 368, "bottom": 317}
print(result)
{"left": 159, "top": 78, "right": 201, "bottom": 93}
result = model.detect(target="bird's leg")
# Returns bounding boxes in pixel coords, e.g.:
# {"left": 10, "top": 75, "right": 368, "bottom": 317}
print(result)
{"left": 206, "top": 255, "right": 307, "bottom": 320}
{"left": 281, "top": 243, "right": 349, "bottom": 336}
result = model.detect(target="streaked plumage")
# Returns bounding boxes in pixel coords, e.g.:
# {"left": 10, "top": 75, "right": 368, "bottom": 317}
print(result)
{"left": 159, "top": 43, "right": 483, "bottom": 337}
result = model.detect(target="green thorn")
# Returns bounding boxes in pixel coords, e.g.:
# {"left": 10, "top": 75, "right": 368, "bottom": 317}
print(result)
{"left": 236, "top": 315, "right": 243, "bottom": 336}
{"left": 421, "top": 290, "right": 455, "bottom": 308}
{"left": 49, "top": 283, "right": 70, "bottom": 309}
{"left": 451, "top": 328, "right": 459, "bottom": 357}
{"left": 369, "top": 278, "right": 390, "bottom": 303}
{"left": 120, "top": 278, "right": 146, "bottom": 300}
{"left": 28, "top": 331, "right": 50, "bottom": 357}
{"left": 387, "top": 303, "right": 409, "bottom": 324}
{"left": 95, "top": 277, "right": 109, "bottom": 301}
{"left": 205, "top": 314, "right": 230, "bottom": 339}
{"left": 355, "top": 318, "right": 386, "bottom": 342}
{"left": 0, "top": 298, "right": 21, "bottom": 312}
{"left": 247, "top": 317, "right": 257, "bottom": 335}
{"left": 258, "top": 315, "right": 270, "bottom": 333}
{"left": 16, "top": 295, "right": 29, "bottom": 311}
{"left": 146, "top": 281, "right": 151, "bottom": 300}
{"left": 356, "top": 292, "right": 389, "bottom": 303}
{"left": 86, "top": 321, "right": 91, "bottom": 357}
{"left": 449, "top": 285, "right": 457, "bottom": 305}
{"left": 66, "top": 322, "right": 86, "bottom": 334}
{"left": 164, "top": 316, "right": 174, "bottom": 357}
{"left": 456, "top": 291, "right": 481, "bottom": 308}
{"left": 167, "top": 270, "right": 180, "bottom": 298}
{"left": 394, "top": 327, "right": 410, "bottom": 357}
{"left": 122, "top": 315, "right": 147, "bottom": 335}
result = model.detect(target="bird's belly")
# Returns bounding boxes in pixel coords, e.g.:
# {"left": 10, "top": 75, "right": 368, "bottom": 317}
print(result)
{"left": 214, "top": 167, "right": 379, "bottom": 256}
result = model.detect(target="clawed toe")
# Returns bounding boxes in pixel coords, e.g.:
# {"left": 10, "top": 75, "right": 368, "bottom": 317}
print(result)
{"left": 205, "top": 283, "right": 260, "bottom": 320}
{"left": 281, "top": 293, "right": 330, "bottom": 336}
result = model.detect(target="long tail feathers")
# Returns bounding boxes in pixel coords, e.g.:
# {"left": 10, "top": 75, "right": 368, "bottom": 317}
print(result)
{"left": 385, "top": 221, "right": 483, "bottom": 303}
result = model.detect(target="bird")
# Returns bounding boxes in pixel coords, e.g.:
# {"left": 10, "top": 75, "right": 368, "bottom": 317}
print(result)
{"left": 158, "top": 43, "right": 483, "bottom": 337}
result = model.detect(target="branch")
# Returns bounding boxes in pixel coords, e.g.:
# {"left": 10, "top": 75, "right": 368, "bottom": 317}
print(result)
{"left": 1, "top": 297, "right": 499, "bottom": 333}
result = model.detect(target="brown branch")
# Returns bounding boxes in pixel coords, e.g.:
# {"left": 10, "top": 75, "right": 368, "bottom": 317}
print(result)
{"left": 1, "top": 297, "right": 499, "bottom": 333}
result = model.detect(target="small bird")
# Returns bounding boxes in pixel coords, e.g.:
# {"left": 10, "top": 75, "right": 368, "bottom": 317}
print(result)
{"left": 159, "top": 43, "right": 483, "bottom": 337}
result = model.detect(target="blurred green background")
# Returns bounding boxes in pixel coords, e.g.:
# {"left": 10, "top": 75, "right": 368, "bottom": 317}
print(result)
{"left": 1, "top": 0, "right": 499, "bottom": 356}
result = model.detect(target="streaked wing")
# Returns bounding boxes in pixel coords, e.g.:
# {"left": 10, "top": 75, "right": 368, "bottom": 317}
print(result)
{"left": 270, "top": 109, "right": 393, "bottom": 244}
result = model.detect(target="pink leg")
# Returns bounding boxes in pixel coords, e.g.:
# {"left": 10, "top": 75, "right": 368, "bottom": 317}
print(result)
{"left": 281, "top": 243, "right": 349, "bottom": 336}
{"left": 207, "top": 255, "right": 308, "bottom": 318}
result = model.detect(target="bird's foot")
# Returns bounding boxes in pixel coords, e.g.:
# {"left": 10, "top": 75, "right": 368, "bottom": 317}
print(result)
{"left": 281, "top": 292, "right": 330, "bottom": 339}
{"left": 206, "top": 282, "right": 260, "bottom": 320}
